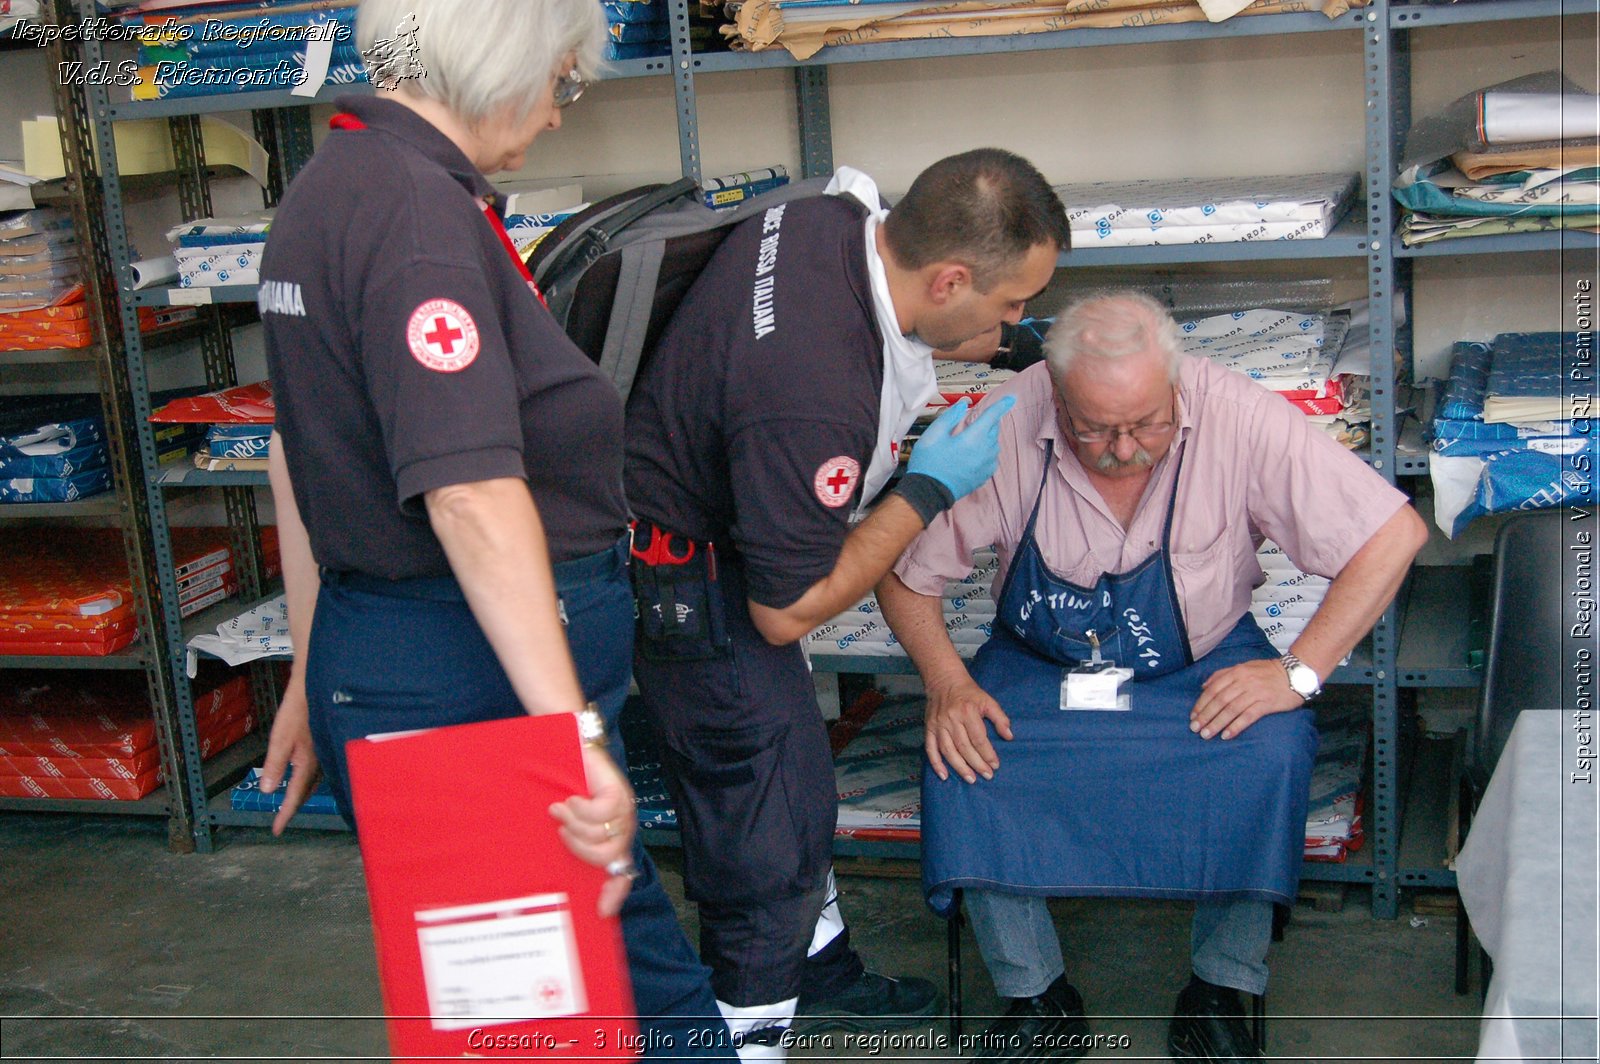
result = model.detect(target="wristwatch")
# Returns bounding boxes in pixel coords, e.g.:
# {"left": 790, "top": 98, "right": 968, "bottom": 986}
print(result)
{"left": 575, "top": 702, "right": 609, "bottom": 748}
{"left": 1281, "top": 653, "right": 1322, "bottom": 703}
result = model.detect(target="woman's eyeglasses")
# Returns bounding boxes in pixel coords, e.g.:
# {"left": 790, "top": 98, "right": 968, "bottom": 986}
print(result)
{"left": 553, "top": 68, "right": 587, "bottom": 109}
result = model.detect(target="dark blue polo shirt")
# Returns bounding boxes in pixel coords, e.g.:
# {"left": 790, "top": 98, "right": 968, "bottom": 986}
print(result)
{"left": 260, "top": 95, "right": 627, "bottom": 578}
{"left": 624, "top": 194, "right": 883, "bottom": 609}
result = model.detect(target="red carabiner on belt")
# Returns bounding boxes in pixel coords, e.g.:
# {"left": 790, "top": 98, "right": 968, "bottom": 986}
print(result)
{"left": 629, "top": 520, "right": 696, "bottom": 566}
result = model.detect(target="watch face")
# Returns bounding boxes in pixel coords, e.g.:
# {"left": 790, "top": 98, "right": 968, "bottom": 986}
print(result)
{"left": 1288, "top": 664, "right": 1319, "bottom": 696}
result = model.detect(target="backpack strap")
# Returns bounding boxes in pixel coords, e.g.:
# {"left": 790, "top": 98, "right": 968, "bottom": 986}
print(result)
{"left": 537, "top": 177, "right": 699, "bottom": 303}
{"left": 600, "top": 240, "right": 667, "bottom": 401}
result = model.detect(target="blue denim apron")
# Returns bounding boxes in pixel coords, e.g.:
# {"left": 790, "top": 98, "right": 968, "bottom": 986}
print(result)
{"left": 921, "top": 441, "right": 1318, "bottom": 917}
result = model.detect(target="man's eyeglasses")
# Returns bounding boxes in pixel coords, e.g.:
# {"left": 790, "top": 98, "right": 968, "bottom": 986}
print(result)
{"left": 553, "top": 68, "right": 586, "bottom": 109}
{"left": 1061, "top": 392, "right": 1178, "bottom": 446}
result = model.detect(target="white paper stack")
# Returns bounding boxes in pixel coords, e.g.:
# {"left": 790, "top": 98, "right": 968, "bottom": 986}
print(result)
{"left": 833, "top": 703, "right": 925, "bottom": 832}
{"left": 166, "top": 211, "right": 274, "bottom": 289}
{"left": 1251, "top": 541, "right": 1330, "bottom": 654}
{"left": 1055, "top": 173, "right": 1358, "bottom": 248}
{"left": 185, "top": 594, "right": 291, "bottom": 674}
{"left": 1304, "top": 708, "right": 1367, "bottom": 859}
{"left": 807, "top": 548, "right": 998, "bottom": 658}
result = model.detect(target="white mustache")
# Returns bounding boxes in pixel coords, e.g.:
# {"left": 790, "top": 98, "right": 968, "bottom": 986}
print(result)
{"left": 1094, "top": 447, "right": 1154, "bottom": 473}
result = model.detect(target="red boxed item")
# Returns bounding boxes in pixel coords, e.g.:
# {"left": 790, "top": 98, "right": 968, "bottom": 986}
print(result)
{"left": 347, "top": 714, "right": 636, "bottom": 1061}
{"left": 0, "top": 672, "right": 258, "bottom": 800}
{"left": 0, "top": 746, "right": 162, "bottom": 780}
{"left": 149, "top": 381, "right": 274, "bottom": 424}
{"left": 0, "top": 671, "right": 250, "bottom": 757}
{"left": 0, "top": 527, "right": 281, "bottom": 657}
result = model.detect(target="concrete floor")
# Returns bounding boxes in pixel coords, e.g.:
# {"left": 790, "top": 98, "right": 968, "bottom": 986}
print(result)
{"left": 0, "top": 812, "right": 1484, "bottom": 1062}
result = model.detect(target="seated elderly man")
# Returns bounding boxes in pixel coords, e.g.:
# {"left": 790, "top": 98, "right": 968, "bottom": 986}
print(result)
{"left": 877, "top": 290, "right": 1428, "bottom": 1064}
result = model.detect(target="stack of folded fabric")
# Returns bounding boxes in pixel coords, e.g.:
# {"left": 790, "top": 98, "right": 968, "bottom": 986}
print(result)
{"left": 0, "top": 526, "right": 283, "bottom": 658}
{"left": 718, "top": 0, "right": 1363, "bottom": 60}
{"left": 150, "top": 380, "right": 275, "bottom": 476}
{"left": 165, "top": 212, "right": 274, "bottom": 290}
{"left": 123, "top": 0, "right": 363, "bottom": 102}
{"left": 0, "top": 397, "right": 111, "bottom": 504}
{"left": 1056, "top": 174, "right": 1358, "bottom": 249}
{"left": 1251, "top": 541, "right": 1330, "bottom": 656}
{"left": 1428, "top": 331, "right": 1598, "bottom": 536}
{"left": 806, "top": 548, "right": 997, "bottom": 659}
{"left": 0, "top": 671, "right": 255, "bottom": 800}
{"left": 1304, "top": 708, "right": 1367, "bottom": 861}
{"left": 0, "top": 208, "right": 79, "bottom": 313}
{"left": 603, "top": 0, "right": 671, "bottom": 59}
{"left": 230, "top": 765, "right": 340, "bottom": 816}
{"left": 1395, "top": 70, "right": 1599, "bottom": 246}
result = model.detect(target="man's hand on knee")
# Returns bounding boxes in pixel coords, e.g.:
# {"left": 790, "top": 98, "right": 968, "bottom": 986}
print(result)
{"left": 1188, "top": 659, "right": 1304, "bottom": 741}
{"left": 924, "top": 677, "right": 1012, "bottom": 784}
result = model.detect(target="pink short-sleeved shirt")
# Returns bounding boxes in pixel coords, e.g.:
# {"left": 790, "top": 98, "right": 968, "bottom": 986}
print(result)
{"left": 894, "top": 356, "right": 1408, "bottom": 661}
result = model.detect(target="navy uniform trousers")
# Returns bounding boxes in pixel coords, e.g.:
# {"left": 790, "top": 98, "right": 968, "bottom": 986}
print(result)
{"left": 305, "top": 536, "right": 735, "bottom": 1058}
{"left": 632, "top": 556, "right": 864, "bottom": 1010}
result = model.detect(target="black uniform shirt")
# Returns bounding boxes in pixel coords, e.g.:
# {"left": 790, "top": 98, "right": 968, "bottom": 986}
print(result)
{"left": 260, "top": 95, "right": 627, "bottom": 577}
{"left": 624, "top": 194, "right": 883, "bottom": 609}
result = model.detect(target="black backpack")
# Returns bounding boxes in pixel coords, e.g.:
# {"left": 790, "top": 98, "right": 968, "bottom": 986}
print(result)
{"left": 527, "top": 174, "right": 834, "bottom": 401}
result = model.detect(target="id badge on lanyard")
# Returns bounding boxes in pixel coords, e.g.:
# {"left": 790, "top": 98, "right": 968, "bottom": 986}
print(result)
{"left": 1060, "top": 628, "right": 1133, "bottom": 711}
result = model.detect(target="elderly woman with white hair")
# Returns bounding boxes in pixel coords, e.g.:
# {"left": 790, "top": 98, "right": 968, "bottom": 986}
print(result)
{"left": 253, "top": 0, "right": 734, "bottom": 1054}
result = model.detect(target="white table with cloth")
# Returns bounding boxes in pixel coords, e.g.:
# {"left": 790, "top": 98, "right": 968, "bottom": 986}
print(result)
{"left": 1456, "top": 708, "right": 1599, "bottom": 1064}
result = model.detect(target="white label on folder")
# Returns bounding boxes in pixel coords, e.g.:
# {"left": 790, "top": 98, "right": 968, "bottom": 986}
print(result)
{"left": 415, "top": 893, "right": 588, "bottom": 1031}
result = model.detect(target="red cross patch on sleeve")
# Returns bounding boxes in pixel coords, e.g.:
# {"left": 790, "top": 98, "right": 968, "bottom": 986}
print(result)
{"left": 407, "top": 299, "right": 481, "bottom": 372}
{"left": 813, "top": 456, "right": 861, "bottom": 508}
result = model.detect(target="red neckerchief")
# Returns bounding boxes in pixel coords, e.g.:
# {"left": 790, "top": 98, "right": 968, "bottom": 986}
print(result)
{"left": 329, "top": 111, "right": 548, "bottom": 307}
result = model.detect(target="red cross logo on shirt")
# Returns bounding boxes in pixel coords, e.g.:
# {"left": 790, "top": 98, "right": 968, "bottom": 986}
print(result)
{"left": 423, "top": 316, "right": 463, "bottom": 353}
{"left": 813, "top": 455, "right": 861, "bottom": 509}
{"left": 407, "top": 298, "right": 481, "bottom": 372}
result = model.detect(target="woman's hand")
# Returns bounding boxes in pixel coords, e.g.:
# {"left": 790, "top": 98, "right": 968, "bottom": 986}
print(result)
{"left": 549, "top": 743, "right": 638, "bottom": 917}
{"left": 258, "top": 675, "right": 323, "bottom": 836}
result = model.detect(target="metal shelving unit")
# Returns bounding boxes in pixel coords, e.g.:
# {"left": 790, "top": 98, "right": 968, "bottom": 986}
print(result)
{"left": 53, "top": 0, "right": 1570, "bottom": 889}
{"left": 68, "top": 0, "right": 302, "bottom": 852}
{"left": 0, "top": 0, "right": 195, "bottom": 849}
{"left": 1381, "top": 0, "right": 1589, "bottom": 902}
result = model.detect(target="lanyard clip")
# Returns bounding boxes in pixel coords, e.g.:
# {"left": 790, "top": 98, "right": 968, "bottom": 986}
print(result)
{"left": 1086, "top": 628, "right": 1102, "bottom": 665}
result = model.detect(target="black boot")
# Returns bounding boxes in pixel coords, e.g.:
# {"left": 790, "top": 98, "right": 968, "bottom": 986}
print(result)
{"left": 793, "top": 969, "right": 939, "bottom": 1032}
{"left": 1167, "top": 976, "right": 1262, "bottom": 1062}
{"left": 967, "top": 975, "right": 1091, "bottom": 1064}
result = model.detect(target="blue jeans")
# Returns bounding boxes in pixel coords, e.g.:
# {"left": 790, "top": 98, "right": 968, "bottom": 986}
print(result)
{"left": 306, "top": 537, "right": 734, "bottom": 1057}
{"left": 964, "top": 890, "right": 1273, "bottom": 998}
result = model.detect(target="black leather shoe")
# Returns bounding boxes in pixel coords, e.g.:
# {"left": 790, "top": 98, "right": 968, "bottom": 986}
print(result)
{"left": 793, "top": 969, "right": 939, "bottom": 1032}
{"left": 968, "top": 976, "right": 1091, "bottom": 1064}
{"left": 1167, "top": 977, "right": 1262, "bottom": 1062}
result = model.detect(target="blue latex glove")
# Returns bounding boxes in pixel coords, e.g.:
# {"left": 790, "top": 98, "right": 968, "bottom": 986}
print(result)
{"left": 906, "top": 395, "right": 1017, "bottom": 501}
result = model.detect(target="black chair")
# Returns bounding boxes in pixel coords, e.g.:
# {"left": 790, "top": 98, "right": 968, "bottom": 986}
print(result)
{"left": 1455, "top": 508, "right": 1580, "bottom": 994}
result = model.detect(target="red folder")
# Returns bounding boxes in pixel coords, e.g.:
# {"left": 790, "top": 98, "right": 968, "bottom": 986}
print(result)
{"left": 346, "top": 714, "right": 638, "bottom": 1062}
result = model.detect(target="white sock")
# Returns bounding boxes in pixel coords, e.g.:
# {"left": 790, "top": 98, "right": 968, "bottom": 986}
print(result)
{"left": 807, "top": 867, "right": 845, "bottom": 957}
{"left": 717, "top": 996, "right": 798, "bottom": 1064}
